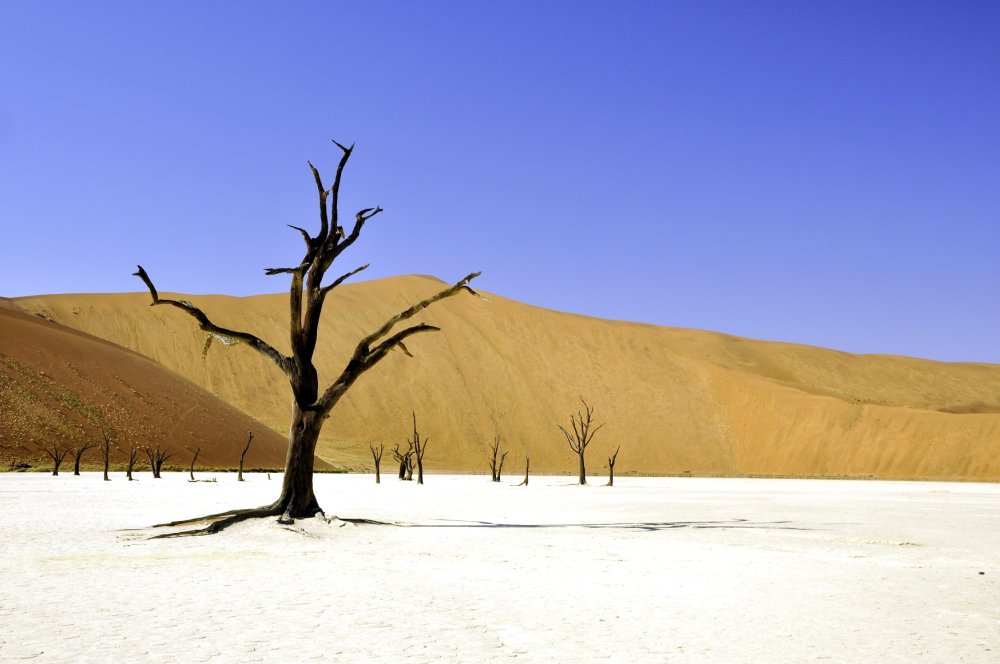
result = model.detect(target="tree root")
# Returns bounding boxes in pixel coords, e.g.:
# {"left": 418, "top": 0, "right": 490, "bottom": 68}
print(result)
{"left": 150, "top": 505, "right": 284, "bottom": 538}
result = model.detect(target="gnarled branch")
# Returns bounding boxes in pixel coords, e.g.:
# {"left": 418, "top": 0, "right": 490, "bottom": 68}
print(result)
{"left": 315, "top": 272, "right": 480, "bottom": 415}
{"left": 133, "top": 265, "right": 291, "bottom": 376}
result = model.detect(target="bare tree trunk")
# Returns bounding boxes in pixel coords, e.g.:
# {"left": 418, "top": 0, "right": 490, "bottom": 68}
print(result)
{"left": 607, "top": 445, "right": 620, "bottom": 487}
{"left": 410, "top": 412, "right": 427, "bottom": 485}
{"left": 72, "top": 444, "right": 94, "bottom": 476}
{"left": 578, "top": 449, "right": 587, "bottom": 485}
{"left": 101, "top": 440, "right": 111, "bottom": 481}
{"left": 238, "top": 431, "right": 254, "bottom": 481}
{"left": 126, "top": 445, "right": 139, "bottom": 481}
{"left": 370, "top": 442, "right": 384, "bottom": 484}
{"left": 43, "top": 444, "right": 68, "bottom": 476}
{"left": 271, "top": 409, "right": 323, "bottom": 523}
{"left": 187, "top": 446, "right": 201, "bottom": 481}
{"left": 518, "top": 457, "right": 530, "bottom": 486}
{"left": 487, "top": 434, "right": 509, "bottom": 482}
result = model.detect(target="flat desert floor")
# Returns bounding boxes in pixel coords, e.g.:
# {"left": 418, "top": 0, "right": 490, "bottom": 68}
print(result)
{"left": 1, "top": 473, "right": 997, "bottom": 662}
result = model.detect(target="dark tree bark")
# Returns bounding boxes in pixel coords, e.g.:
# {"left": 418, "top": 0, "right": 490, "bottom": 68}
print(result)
{"left": 134, "top": 141, "right": 480, "bottom": 536}
{"left": 606, "top": 445, "right": 621, "bottom": 487}
{"left": 42, "top": 444, "right": 69, "bottom": 476}
{"left": 392, "top": 443, "right": 414, "bottom": 481}
{"left": 518, "top": 456, "right": 530, "bottom": 486}
{"left": 370, "top": 442, "right": 384, "bottom": 484}
{"left": 409, "top": 412, "right": 428, "bottom": 485}
{"left": 558, "top": 398, "right": 605, "bottom": 485}
{"left": 487, "top": 434, "right": 509, "bottom": 482}
{"left": 71, "top": 443, "right": 95, "bottom": 476}
{"left": 143, "top": 445, "right": 173, "bottom": 479}
{"left": 126, "top": 444, "right": 139, "bottom": 481}
{"left": 186, "top": 446, "right": 201, "bottom": 481}
{"left": 238, "top": 431, "right": 254, "bottom": 482}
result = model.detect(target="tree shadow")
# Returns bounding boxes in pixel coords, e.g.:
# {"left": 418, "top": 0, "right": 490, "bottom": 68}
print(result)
{"left": 366, "top": 518, "right": 814, "bottom": 532}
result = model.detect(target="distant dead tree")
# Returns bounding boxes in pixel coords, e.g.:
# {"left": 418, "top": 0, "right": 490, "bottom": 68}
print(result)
{"left": 133, "top": 141, "right": 479, "bottom": 535}
{"left": 393, "top": 443, "right": 414, "bottom": 481}
{"left": 144, "top": 445, "right": 173, "bottom": 479}
{"left": 517, "top": 456, "right": 530, "bottom": 486}
{"left": 71, "top": 442, "right": 95, "bottom": 476}
{"left": 237, "top": 431, "right": 254, "bottom": 482}
{"left": 99, "top": 429, "right": 112, "bottom": 481}
{"left": 123, "top": 444, "right": 140, "bottom": 481}
{"left": 42, "top": 443, "right": 69, "bottom": 476}
{"left": 409, "top": 412, "right": 428, "bottom": 485}
{"left": 487, "top": 434, "right": 509, "bottom": 482}
{"left": 606, "top": 445, "right": 621, "bottom": 487}
{"left": 370, "top": 442, "right": 384, "bottom": 484}
{"left": 558, "top": 398, "right": 605, "bottom": 485}
{"left": 186, "top": 446, "right": 201, "bottom": 481}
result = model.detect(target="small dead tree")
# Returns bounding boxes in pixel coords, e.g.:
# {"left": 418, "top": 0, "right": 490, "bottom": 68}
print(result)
{"left": 518, "top": 456, "right": 530, "bottom": 486}
{"left": 144, "top": 445, "right": 173, "bottom": 479}
{"left": 487, "top": 434, "right": 509, "bottom": 482}
{"left": 392, "top": 443, "right": 414, "bottom": 481}
{"left": 370, "top": 442, "right": 384, "bottom": 484}
{"left": 237, "top": 431, "right": 254, "bottom": 482}
{"left": 125, "top": 444, "right": 140, "bottom": 480}
{"left": 71, "top": 443, "right": 95, "bottom": 476}
{"left": 133, "top": 141, "right": 479, "bottom": 535}
{"left": 42, "top": 443, "right": 69, "bottom": 476}
{"left": 409, "top": 412, "right": 428, "bottom": 485}
{"left": 99, "top": 431, "right": 112, "bottom": 481}
{"left": 558, "top": 398, "right": 605, "bottom": 485}
{"left": 186, "top": 446, "right": 201, "bottom": 481}
{"left": 606, "top": 445, "right": 621, "bottom": 487}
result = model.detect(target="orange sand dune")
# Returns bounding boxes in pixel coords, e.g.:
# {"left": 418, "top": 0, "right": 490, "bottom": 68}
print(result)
{"left": 12, "top": 276, "right": 1000, "bottom": 479}
{"left": 0, "top": 306, "right": 292, "bottom": 471}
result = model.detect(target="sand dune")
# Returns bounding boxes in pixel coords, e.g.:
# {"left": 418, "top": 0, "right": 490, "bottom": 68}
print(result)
{"left": 11, "top": 275, "right": 1000, "bottom": 479}
{"left": 0, "top": 306, "right": 290, "bottom": 470}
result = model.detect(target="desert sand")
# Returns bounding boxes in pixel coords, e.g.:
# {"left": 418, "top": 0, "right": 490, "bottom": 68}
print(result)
{"left": 0, "top": 306, "right": 289, "bottom": 469}
{"left": 0, "top": 473, "right": 996, "bottom": 662}
{"left": 11, "top": 275, "right": 1000, "bottom": 479}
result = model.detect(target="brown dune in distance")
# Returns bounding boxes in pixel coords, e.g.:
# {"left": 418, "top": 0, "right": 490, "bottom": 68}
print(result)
{"left": 11, "top": 275, "right": 1000, "bottom": 480}
{"left": 0, "top": 306, "right": 293, "bottom": 471}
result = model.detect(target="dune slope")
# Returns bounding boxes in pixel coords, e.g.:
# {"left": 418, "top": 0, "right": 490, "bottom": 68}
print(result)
{"left": 11, "top": 276, "right": 1000, "bottom": 479}
{"left": 0, "top": 306, "right": 290, "bottom": 470}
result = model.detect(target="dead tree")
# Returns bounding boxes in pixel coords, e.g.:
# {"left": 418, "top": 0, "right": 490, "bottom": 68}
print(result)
{"left": 393, "top": 442, "right": 414, "bottom": 481}
{"left": 487, "top": 434, "right": 509, "bottom": 482}
{"left": 143, "top": 445, "right": 173, "bottom": 479}
{"left": 237, "top": 431, "right": 254, "bottom": 481}
{"left": 518, "top": 456, "right": 530, "bottom": 486}
{"left": 558, "top": 398, "right": 605, "bottom": 485}
{"left": 133, "top": 141, "right": 479, "bottom": 535}
{"left": 606, "top": 445, "right": 621, "bottom": 487}
{"left": 100, "top": 431, "right": 112, "bottom": 481}
{"left": 409, "top": 412, "right": 428, "bottom": 485}
{"left": 370, "top": 442, "right": 384, "bottom": 484}
{"left": 42, "top": 443, "right": 69, "bottom": 476}
{"left": 125, "top": 444, "right": 140, "bottom": 480}
{"left": 71, "top": 443, "right": 95, "bottom": 476}
{"left": 186, "top": 446, "right": 201, "bottom": 481}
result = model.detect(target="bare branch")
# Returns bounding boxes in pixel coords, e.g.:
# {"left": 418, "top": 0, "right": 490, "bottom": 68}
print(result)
{"left": 132, "top": 265, "right": 291, "bottom": 376}
{"left": 315, "top": 272, "right": 480, "bottom": 415}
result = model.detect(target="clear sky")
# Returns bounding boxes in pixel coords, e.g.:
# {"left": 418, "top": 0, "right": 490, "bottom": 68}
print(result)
{"left": 2, "top": 1, "right": 998, "bottom": 362}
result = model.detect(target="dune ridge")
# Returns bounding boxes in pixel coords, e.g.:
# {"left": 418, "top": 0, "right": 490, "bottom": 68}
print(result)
{"left": 11, "top": 275, "right": 1000, "bottom": 479}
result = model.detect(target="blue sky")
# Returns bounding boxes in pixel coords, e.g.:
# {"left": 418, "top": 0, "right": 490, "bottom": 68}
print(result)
{"left": 2, "top": 1, "right": 998, "bottom": 362}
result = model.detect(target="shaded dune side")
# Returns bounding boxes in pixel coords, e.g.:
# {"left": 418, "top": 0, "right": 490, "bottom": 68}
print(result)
{"left": 0, "top": 307, "right": 290, "bottom": 470}
{"left": 12, "top": 276, "right": 1000, "bottom": 479}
